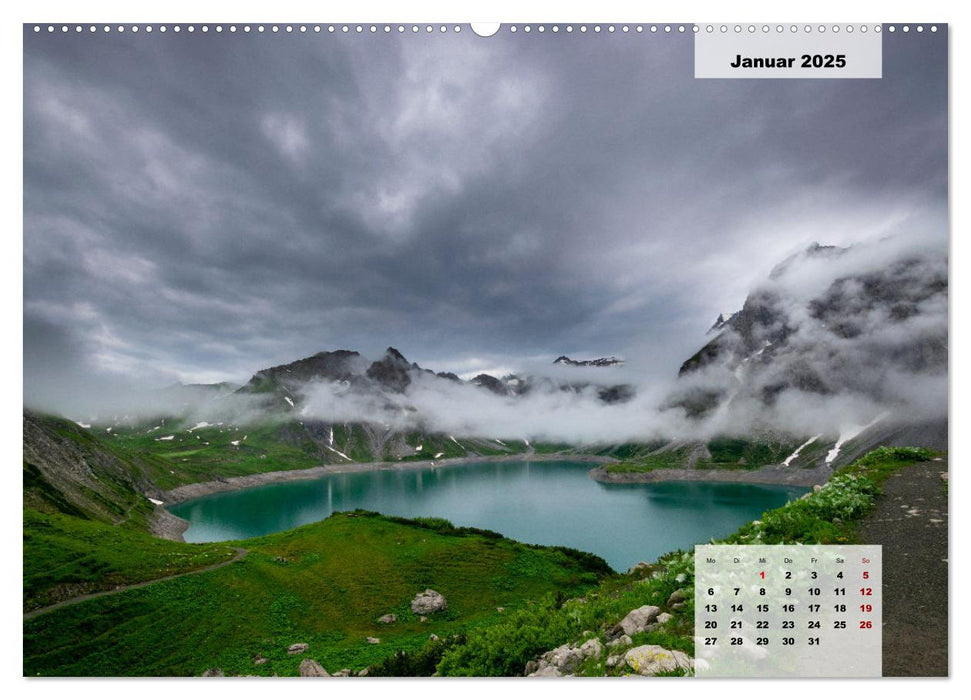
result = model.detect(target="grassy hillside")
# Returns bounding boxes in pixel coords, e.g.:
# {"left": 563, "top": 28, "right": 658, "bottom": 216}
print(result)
{"left": 103, "top": 418, "right": 538, "bottom": 489}
{"left": 104, "top": 419, "right": 328, "bottom": 490}
{"left": 23, "top": 406, "right": 942, "bottom": 677}
{"left": 23, "top": 412, "right": 163, "bottom": 528}
{"left": 23, "top": 511, "right": 609, "bottom": 676}
{"left": 23, "top": 509, "right": 239, "bottom": 612}
{"left": 605, "top": 436, "right": 809, "bottom": 474}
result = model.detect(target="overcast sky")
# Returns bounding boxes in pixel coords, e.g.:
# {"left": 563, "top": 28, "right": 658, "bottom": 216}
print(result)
{"left": 23, "top": 26, "right": 947, "bottom": 405}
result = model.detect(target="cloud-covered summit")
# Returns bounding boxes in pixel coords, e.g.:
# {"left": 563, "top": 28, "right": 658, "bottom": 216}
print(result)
{"left": 24, "top": 27, "right": 948, "bottom": 416}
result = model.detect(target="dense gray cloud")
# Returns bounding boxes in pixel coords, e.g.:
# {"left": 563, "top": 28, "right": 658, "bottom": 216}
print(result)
{"left": 23, "top": 27, "right": 948, "bottom": 412}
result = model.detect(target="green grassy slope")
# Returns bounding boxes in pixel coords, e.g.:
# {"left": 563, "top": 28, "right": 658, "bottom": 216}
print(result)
{"left": 23, "top": 511, "right": 609, "bottom": 677}
{"left": 605, "top": 436, "right": 806, "bottom": 474}
{"left": 107, "top": 419, "right": 537, "bottom": 488}
{"left": 23, "top": 413, "right": 161, "bottom": 528}
{"left": 105, "top": 420, "right": 326, "bottom": 490}
{"left": 23, "top": 509, "right": 238, "bottom": 612}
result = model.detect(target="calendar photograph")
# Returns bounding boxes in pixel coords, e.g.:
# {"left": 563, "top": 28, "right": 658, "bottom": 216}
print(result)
{"left": 22, "top": 21, "right": 948, "bottom": 678}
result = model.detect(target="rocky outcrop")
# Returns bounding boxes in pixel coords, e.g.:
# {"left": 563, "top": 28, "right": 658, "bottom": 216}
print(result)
{"left": 22, "top": 412, "right": 155, "bottom": 526}
{"left": 377, "top": 613, "right": 397, "bottom": 624}
{"left": 299, "top": 659, "right": 330, "bottom": 677}
{"left": 366, "top": 347, "right": 415, "bottom": 393}
{"left": 553, "top": 356, "right": 624, "bottom": 368}
{"left": 410, "top": 589, "right": 447, "bottom": 615}
{"left": 621, "top": 645, "right": 692, "bottom": 676}
{"left": 614, "top": 605, "right": 661, "bottom": 636}
{"left": 287, "top": 643, "right": 309, "bottom": 655}
{"left": 674, "top": 242, "right": 947, "bottom": 421}
{"left": 606, "top": 634, "right": 633, "bottom": 649}
{"left": 667, "top": 589, "right": 688, "bottom": 607}
{"left": 526, "top": 638, "right": 604, "bottom": 676}
{"left": 471, "top": 374, "right": 509, "bottom": 396}
{"left": 240, "top": 350, "right": 364, "bottom": 394}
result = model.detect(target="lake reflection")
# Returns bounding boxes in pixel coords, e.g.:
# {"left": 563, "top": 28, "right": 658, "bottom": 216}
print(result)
{"left": 170, "top": 460, "right": 806, "bottom": 571}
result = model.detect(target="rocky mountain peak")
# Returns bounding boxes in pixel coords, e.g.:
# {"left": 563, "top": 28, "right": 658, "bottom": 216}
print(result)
{"left": 240, "top": 349, "right": 364, "bottom": 395}
{"left": 471, "top": 374, "right": 509, "bottom": 396}
{"left": 383, "top": 347, "right": 409, "bottom": 365}
{"left": 674, "top": 240, "right": 946, "bottom": 417}
{"left": 553, "top": 355, "right": 624, "bottom": 367}
{"left": 769, "top": 241, "right": 848, "bottom": 280}
{"left": 366, "top": 347, "right": 417, "bottom": 393}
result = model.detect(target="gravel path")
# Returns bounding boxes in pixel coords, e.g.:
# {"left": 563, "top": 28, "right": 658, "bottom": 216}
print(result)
{"left": 24, "top": 547, "right": 248, "bottom": 621}
{"left": 854, "top": 460, "right": 948, "bottom": 677}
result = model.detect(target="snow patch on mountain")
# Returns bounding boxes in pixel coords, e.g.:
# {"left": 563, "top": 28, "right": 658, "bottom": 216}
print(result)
{"left": 825, "top": 414, "right": 889, "bottom": 464}
{"left": 326, "top": 445, "right": 353, "bottom": 461}
{"left": 783, "top": 434, "right": 821, "bottom": 466}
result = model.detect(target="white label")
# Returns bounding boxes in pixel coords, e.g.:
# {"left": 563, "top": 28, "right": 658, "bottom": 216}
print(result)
{"left": 695, "top": 27, "right": 883, "bottom": 79}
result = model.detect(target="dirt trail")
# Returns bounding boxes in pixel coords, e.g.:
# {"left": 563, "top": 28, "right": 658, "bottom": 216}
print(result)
{"left": 854, "top": 460, "right": 948, "bottom": 677}
{"left": 24, "top": 547, "right": 248, "bottom": 621}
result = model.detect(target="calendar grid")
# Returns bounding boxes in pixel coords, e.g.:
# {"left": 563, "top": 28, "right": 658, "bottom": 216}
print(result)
{"left": 695, "top": 545, "right": 882, "bottom": 677}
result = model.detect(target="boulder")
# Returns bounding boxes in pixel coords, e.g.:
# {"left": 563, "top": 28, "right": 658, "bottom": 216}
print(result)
{"left": 411, "top": 589, "right": 448, "bottom": 615}
{"left": 667, "top": 589, "right": 688, "bottom": 607}
{"left": 377, "top": 613, "right": 397, "bottom": 624}
{"left": 618, "top": 605, "right": 661, "bottom": 636}
{"left": 366, "top": 637, "right": 381, "bottom": 644}
{"left": 527, "top": 637, "right": 604, "bottom": 676}
{"left": 607, "top": 634, "right": 633, "bottom": 648}
{"left": 656, "top": 612, "right": 673, "bottom": 625}
{"left": 530, "top": 666, "right": 565, "bottom": 677}
{"left": 628, "top": 561, "right": 651, "bottom": 575}
{"left": 543, "top": 643, "right": 583, "bottom": 673}
{"left": 334, "top": 669, "right": 352, "bottom": 677}
{"left": 299, "top": 659, "right": 330, "bottom": 677}
{"left": 287, "top": 643, "right": 309, "bottom": 655}
{"left": 579, "top": 638, "right": 603, "bottom": 660}
{"left": 253, "top": 653, "right": 268, "bottom": 665}
{"left": 623, "top": 645, "right": 693, "bottom": 676}
{"left": 201, "top": 668, "right": 224, "bottom": 677}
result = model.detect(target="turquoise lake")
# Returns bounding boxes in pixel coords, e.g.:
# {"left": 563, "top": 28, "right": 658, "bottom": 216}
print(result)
{"left": 170, "top": 460, "right": 807, "bottom": 571}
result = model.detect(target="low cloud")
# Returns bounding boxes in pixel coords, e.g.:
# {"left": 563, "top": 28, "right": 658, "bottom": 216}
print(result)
{"left": 27, "top": 228, "right": 947, "bottom": 449}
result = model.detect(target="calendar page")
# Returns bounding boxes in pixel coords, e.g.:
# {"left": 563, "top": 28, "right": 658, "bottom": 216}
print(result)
{"left": 695, "top": 545, "right": 882, "bottom": 677}
{"left": 21, "top": 8, "right": 948, "bottom": 683}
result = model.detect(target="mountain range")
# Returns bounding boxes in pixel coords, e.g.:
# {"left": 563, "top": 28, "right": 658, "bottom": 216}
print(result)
{"left": 25, "top": 238, "right": 947, "bottom": 498}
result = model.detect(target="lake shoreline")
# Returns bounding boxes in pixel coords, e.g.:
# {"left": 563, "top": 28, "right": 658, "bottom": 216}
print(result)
{"left": 588, "top": 462, "right": 833, "bottom": 487}
{"left": 158, "top": 454, "right": 808, "bottom": 570}
{"left": 159, "top": 452, "right": 616, "bottom": 504}
{"left": 159, "top": 451, "right": 830, "bottom": 507}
